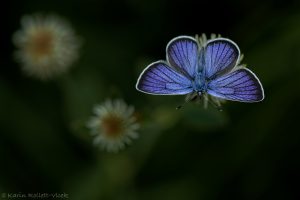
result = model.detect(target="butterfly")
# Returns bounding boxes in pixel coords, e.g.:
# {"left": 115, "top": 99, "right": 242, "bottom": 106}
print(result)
{"left": 136, "top": 35, "right": 264, "bottom": 105}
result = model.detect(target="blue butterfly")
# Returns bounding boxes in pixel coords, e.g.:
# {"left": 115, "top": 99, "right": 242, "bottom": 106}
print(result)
{"left": 136, "top": 36, "right": 264, "bottom": 104}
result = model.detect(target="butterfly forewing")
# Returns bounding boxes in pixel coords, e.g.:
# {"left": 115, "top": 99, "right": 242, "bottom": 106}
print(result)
{"left": 204, "top": 39, "right": 240, "bottom": 79}
{"left": 166, "top": 36, "right": 199, "bottom": 79}
{"left": 136, "top": 61, "right": 193, "bottom": 95}
{"left": 207, "top": 68, "right": 264, "bottom": 102}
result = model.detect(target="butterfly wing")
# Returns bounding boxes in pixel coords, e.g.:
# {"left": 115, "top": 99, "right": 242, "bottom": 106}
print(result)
{"left": 207, "top": 68, "right": 264, "bottom": 102}
{"left": 166, "top": 36, "right": 199, "bottom": 79}
{"left": 136, "top": 61, "right": 193, "bottom": 95}
{"left": 204, "top": 38, "right": 240, "bottom": 79}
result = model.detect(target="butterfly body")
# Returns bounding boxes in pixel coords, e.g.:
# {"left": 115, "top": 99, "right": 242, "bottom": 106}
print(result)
{"left": 136, "top": 35, "right": 264, "bottom": 103}
{"left": 192, "top": 72, "right": 208, "bottom": 94}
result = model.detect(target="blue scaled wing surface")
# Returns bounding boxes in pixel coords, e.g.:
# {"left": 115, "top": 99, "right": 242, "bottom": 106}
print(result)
{"left": 166, "top": 36, "right": 199, "bottom": 79}
{"left": 207, "top": 68, "right": 264, "bottom": 102}
{"left": 204, "top": 38, "right": 240, "bottom": 79}
{"left": 136, "top": 61, "right": 193, "bottom": 95}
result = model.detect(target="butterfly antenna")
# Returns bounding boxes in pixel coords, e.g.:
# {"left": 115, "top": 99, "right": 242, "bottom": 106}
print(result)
{"left": 176, "top": 104, "right": 183, "bottom": 110}
{"left": 176, "top": 93, "right": 198, "bottom": 110}
{"left": 176, "top": 99, "right": 188, "bottom": 110}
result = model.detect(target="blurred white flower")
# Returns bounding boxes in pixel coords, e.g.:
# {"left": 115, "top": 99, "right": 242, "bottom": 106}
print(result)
{"left": 13, "top": 14, "right": 80, "bottom": 80}
{"left": 87, "top": 99, "right": 139, "bottom": 153}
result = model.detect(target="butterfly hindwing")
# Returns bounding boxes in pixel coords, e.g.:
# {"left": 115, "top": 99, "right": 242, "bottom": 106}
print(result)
{"left": 207, "top": 68, "right": 264, "bottom": 102}
{"left": 166, "top": 36, "right": 199, "bottom": 79}
{"left": 136, "top": 61, "right": 193, "bottom": 95}
{"left": 204, "top": 38, "right": 240, "bottom": 79}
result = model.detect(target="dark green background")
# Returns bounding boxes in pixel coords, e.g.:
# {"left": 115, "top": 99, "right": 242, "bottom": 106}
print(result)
{"left": 1, "top": 0, "right": 300, "bottom": 199}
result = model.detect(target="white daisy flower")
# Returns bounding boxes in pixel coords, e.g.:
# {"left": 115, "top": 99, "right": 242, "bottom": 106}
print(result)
{"left": 87, "top": 99, "right": 140, "bottom": 153}
{"left": 12, "top": 14, "right": 80, "bottom": 80}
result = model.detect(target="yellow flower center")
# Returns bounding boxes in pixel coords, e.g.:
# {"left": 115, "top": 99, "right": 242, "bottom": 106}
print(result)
{"left": 28, "top": 29, "right": 54, "bottom": 59}
{"left": 101, "top": 115, "right": 124, "bottom": 138}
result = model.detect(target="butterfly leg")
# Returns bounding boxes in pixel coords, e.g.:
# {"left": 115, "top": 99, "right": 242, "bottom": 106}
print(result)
{"left": 185, "top": 92, "right": 198, "bottom": 102}
{"left": 206, "top": 94, "right": 223, "bottom": 111}
{"left": 176, "top": 92, "right": 198, "bottom": 110}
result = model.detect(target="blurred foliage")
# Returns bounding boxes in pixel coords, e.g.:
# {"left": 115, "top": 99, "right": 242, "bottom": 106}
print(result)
{"left": 1, "top": 0, "right": 300, "bottom": 199}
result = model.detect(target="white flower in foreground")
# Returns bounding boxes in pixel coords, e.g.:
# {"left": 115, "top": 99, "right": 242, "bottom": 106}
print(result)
{"left": 13, "top": 14, "right": 80, "bottom": 80}
{"left": 87, "top": 99, "right": 139, "bottom": 153}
